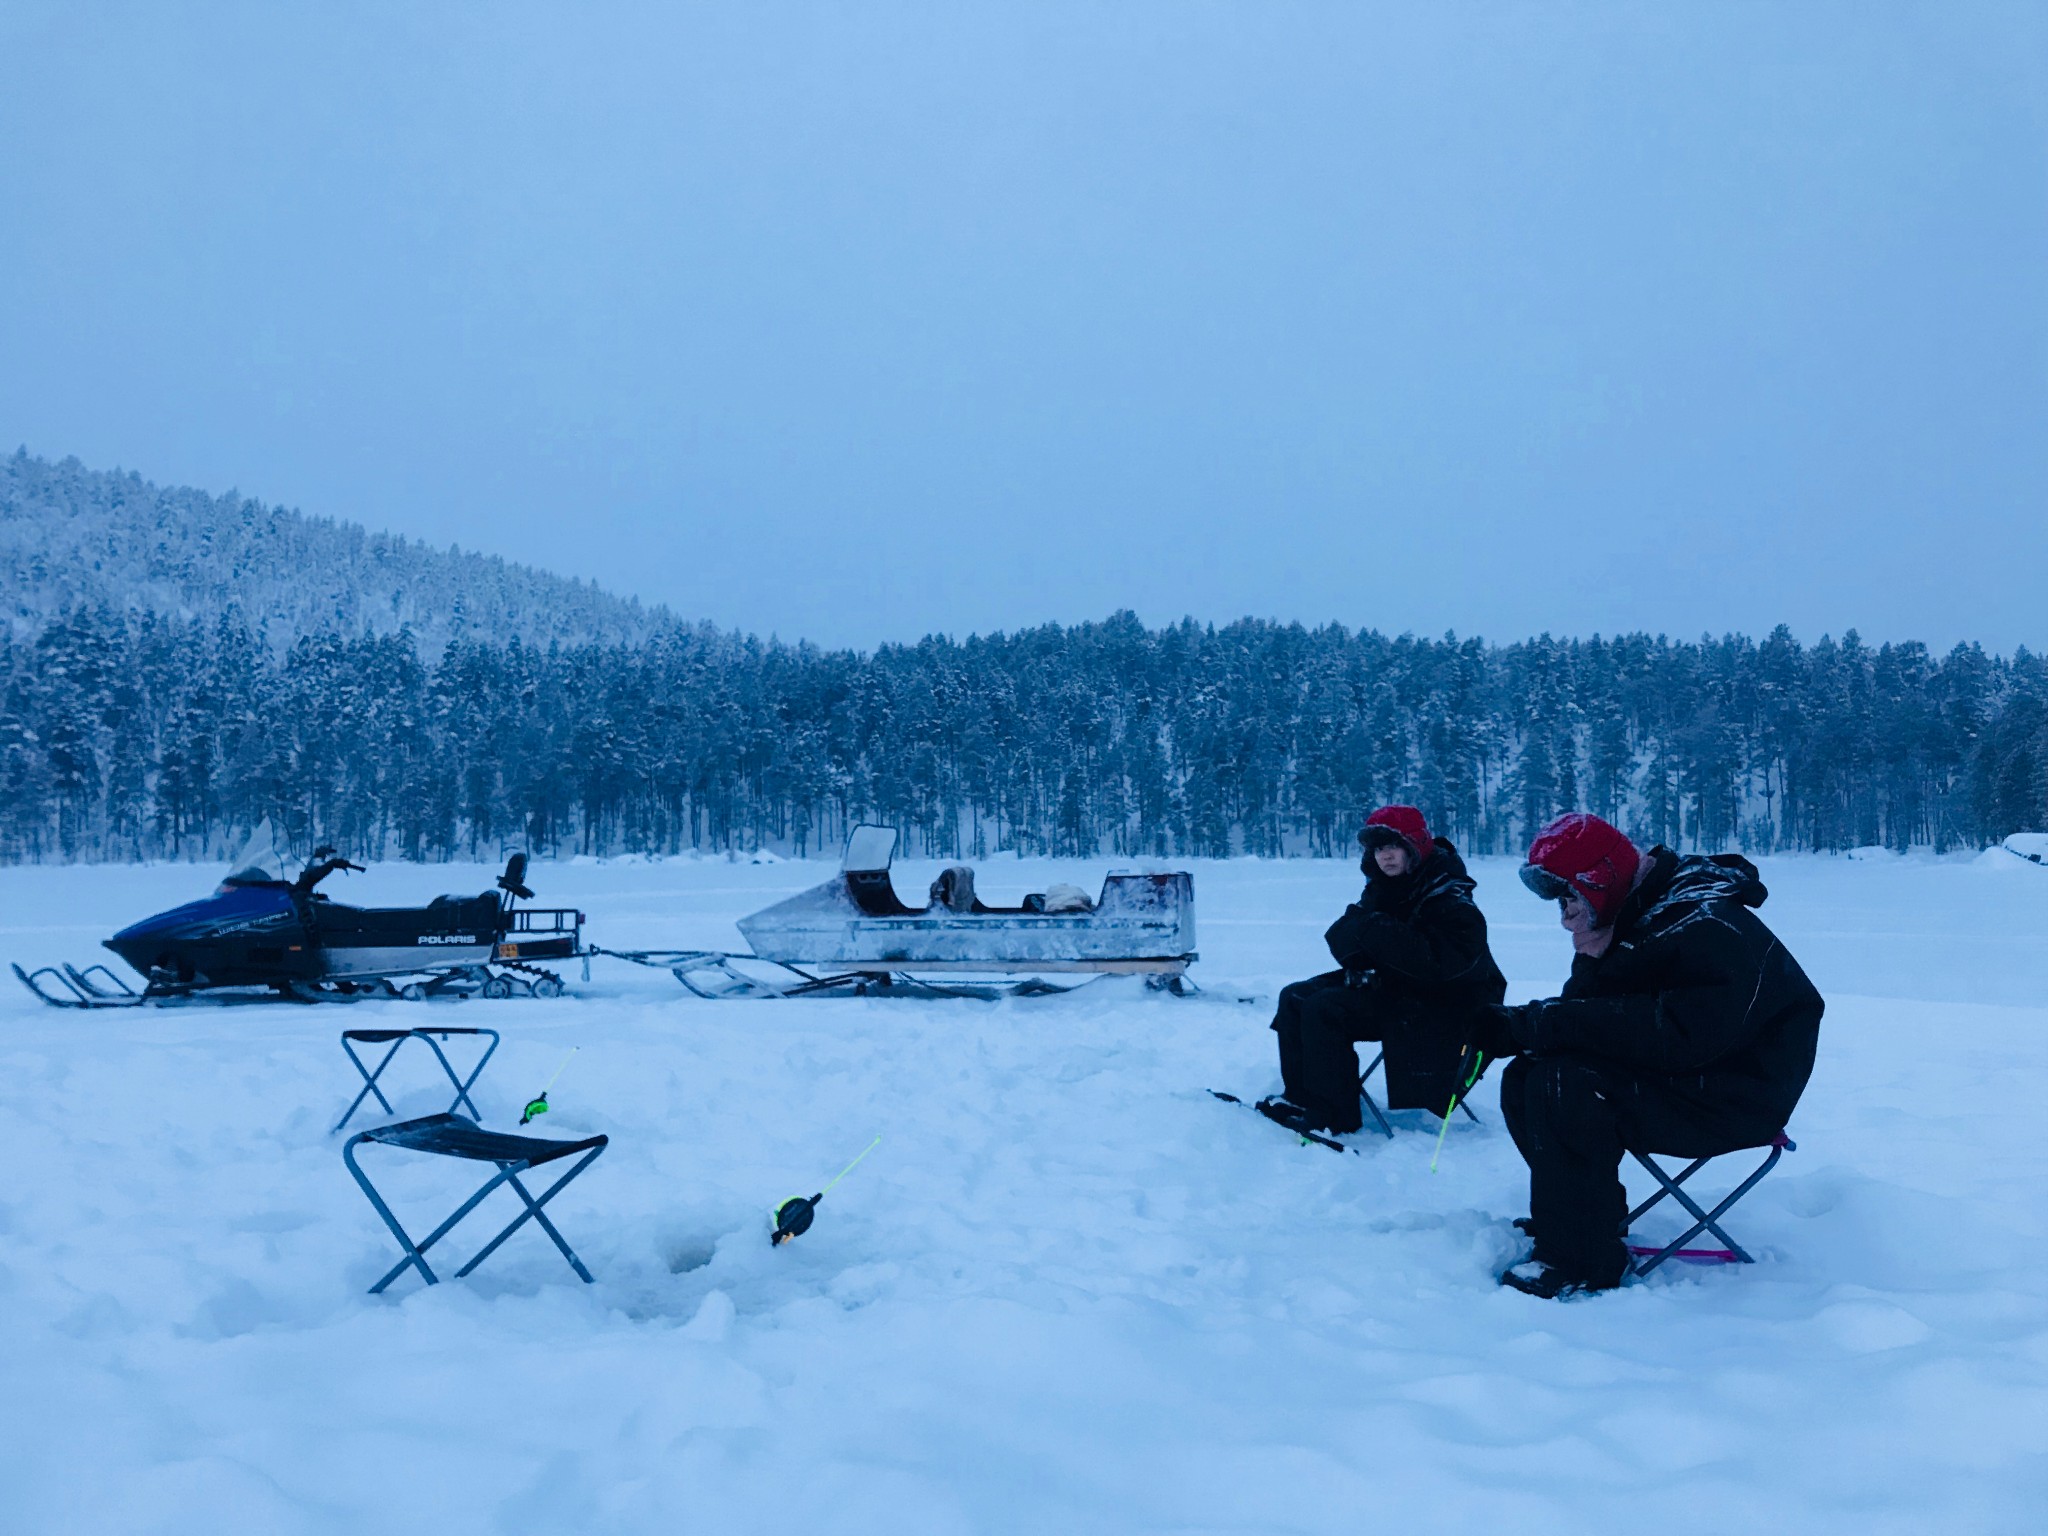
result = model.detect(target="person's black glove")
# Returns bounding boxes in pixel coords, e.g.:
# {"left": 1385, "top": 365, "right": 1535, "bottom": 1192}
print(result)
{"left": 1505, "top": 999, "right": 1564, "bottom": 1055}
{"left": 1469, "top": 1004, "right": 1522, "bottom": 1061}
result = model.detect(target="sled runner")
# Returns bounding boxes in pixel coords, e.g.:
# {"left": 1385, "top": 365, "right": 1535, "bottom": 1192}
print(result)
{"left": 14, "top": 821, "right": 583, "bottom": 1008}
{"left": 597, "top": 825, "right": 1199, "bottom": 998}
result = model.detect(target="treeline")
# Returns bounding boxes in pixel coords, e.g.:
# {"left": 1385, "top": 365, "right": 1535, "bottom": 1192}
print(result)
{"left": 3, "top": 606, "right": 2043, "bottom": 864}
{"left": 3, "top": 452, "right": 663, "bottom": 654}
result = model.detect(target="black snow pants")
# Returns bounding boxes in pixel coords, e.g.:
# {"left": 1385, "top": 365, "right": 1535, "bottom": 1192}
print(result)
{"left": 1271, "top": 971, "right": 1387, "bottom": 1134}
{"left": 1498, "top": 1054, "right": 1785, "bottom": 1288}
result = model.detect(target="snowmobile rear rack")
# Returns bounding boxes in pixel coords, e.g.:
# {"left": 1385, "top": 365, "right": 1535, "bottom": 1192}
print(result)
{"left": 496, "top": 907, "right": 585, "bottom": 963}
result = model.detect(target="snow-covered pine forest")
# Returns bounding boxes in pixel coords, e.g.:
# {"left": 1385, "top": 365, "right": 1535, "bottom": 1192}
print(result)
{"left": 4, "top": 454, "right": 2044, "bottom": 866}
{"left": 1, "top": 451, "right": 663, "bottom": 655}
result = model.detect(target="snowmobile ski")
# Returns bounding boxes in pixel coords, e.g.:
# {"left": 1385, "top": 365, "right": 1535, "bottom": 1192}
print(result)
{"left": 12, "top": 962, "right": 143, "bottom": 1008}
{"left": 1208, "top": 1090, "right": 1358, "bottom": 1154}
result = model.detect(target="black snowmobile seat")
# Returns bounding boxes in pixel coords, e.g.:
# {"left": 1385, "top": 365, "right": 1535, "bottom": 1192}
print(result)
{"left": 316, "top": 893, "right": 502, "bottom": 943}
{"left": 430, "top": 892, "right": 506, "bottom": 932}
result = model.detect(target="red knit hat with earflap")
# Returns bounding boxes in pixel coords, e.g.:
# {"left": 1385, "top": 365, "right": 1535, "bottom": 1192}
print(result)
{"left": 1358, "top": 805, "right": 1435, "bottom": 868}
{"left": 1521, "top": 813, "right": 1641, "bottom": 924}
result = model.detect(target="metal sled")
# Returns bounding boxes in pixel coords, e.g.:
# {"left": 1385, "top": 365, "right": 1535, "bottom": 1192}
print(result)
{"left": 597, "top": 825, "right": 1199, "bottom": 998}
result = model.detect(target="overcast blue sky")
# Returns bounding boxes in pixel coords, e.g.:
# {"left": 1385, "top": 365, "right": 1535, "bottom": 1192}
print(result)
{"left": 2, "top": 2, "right": 2043, "bottom": 651}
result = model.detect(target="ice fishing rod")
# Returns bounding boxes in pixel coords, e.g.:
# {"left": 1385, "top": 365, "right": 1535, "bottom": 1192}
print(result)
{"left": 1429, "top": 1047, "right": 1486, "bottom": 1174}
{"left": 770, "top": 1135, "right": 882, "bottom": 1246}
{"left": 519, "top": 1048, "right": 578, "bottom": 1126}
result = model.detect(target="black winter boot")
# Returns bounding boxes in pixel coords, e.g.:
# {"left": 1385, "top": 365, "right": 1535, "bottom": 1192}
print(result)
{"left": 1256, "top": 1096, "right": 1325, "bottom": 1133}
{"left": 1499, "top": 1259, "right": 1618, "bottom": 1300}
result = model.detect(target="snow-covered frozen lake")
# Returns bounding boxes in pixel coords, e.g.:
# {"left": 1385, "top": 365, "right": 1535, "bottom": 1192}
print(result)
{"left": 2, "top": 848, "right": 2044, "bottom": 1534}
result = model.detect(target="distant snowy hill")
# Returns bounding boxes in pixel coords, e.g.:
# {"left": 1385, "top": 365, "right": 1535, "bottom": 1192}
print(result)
{"left": 0, "top": 450, "right": 667, "bottom": 652}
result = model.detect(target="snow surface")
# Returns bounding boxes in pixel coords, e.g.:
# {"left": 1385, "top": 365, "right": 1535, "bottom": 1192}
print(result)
{"left": 2, "top": 850, "right": 2045, "bottom": 1533}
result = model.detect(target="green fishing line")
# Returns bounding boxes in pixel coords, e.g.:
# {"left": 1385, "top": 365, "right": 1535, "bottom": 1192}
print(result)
{"left": 1429, "top": 1049, "right": 1486, "bottom": 1174}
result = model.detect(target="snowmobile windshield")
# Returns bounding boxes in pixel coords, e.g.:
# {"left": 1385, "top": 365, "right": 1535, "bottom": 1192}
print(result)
{"left": 219, "top": 818, "right": 285, "bottom": 888}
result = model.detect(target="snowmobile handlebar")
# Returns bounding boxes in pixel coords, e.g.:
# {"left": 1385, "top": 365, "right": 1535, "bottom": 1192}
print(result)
{"left": 293, "top": 855, "right": 366, "bottom": 893}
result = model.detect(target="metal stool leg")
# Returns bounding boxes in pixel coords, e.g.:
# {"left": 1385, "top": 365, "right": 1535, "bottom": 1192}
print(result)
{"left": 336, "top": 1037, "right": 408, "bottom": 1132}
{"left": 416, "top": 1029, "right": 500, "bottom": 1120}
{"left": 453, "top": 1146, "right": 605, "bottom": 1283}
{"left": 1628, "top": 1142, "right": 1787, "bottom": 1276}
{"left": 349, "top": 1142, "right": 526, "bottom": 1295}
{"left": 1357, "top": 1050, "right": 1395, "bottom": 1139}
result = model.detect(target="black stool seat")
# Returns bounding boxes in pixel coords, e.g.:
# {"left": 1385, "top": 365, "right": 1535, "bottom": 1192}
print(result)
{"left": 359, "top": 1112, "right": 605, "bottom": 1167}
{"left": 344, "top": 1026, "right": 495, "bottom": 1043}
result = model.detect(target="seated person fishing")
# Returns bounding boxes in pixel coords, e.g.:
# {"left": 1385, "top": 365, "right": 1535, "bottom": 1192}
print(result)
{"left": 1264, "top": 805, "right": 1507, "bottom": 1135}
{"left": 1489, "top": 813, "right": 1824, "bottom": 1300}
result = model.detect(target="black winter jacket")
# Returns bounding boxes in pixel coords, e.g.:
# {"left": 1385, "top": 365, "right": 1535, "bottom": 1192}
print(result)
{"left": 1324, "top": 839, "right": 1508, "bottom": 1106}
{"left": 1514, "top": 847, "right": 1823, "bottom": 1134}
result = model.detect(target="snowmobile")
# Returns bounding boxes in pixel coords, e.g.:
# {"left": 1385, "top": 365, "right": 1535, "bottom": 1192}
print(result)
{"left": 595, "top": 824, "right": 1197, "bottom": 998}
{"left": 13, "top": 821, "right": 584, "bottom": 1008}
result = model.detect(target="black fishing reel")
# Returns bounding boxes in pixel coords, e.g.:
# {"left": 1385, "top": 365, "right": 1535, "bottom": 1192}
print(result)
{"left": 768, "top": 1135, "right": 880, "bottom": 1247}
{"left": 770, "top": 1193, "right": 822, "bottom": 1246}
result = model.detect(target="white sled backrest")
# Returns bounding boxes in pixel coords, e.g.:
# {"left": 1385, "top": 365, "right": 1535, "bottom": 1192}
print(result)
{"left": 842, "top": 825, "right": 898, "bottom": 875}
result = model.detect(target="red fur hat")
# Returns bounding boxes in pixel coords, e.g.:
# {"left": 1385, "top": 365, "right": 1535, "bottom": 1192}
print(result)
{"left": 1521, "top": 813, "right": 1641, "bottom": 924}
{"left": 1359, "top": 805, "right": 1435, "bottom": 867}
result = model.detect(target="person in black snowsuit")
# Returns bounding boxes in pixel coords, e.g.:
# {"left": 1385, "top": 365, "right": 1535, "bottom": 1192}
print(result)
{"left": 1491, "top": 813, "right": 1824, "bottom": 1299}
{"left": 1267, "top": 804, "right": 1507, "bottom": 1134}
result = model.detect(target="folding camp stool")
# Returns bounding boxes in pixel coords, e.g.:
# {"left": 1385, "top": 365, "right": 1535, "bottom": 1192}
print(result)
{"left": 335, "top": 1027, "right": 500, "bottom": 1132}
{"left": 1356, "top": 1049, "right": 1483, "bottom": 1140}
{"left": 343, "top": 1112, "right": 608, "bottom": 1294}
{"left": 1626, "top": 1131, "right": 1794, "bottom": 1276}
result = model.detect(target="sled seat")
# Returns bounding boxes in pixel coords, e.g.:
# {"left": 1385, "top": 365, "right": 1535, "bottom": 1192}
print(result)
{"left": 343, "top": 1113, "right": 608, "bottom": 1294}
{"left": 1357, "top": 1048, "right": 1482, "bottom": 1140}
{"left": 1626, "top": 1131, "right": 1794, "bottom": 1276}
{"left": 335, "top": 1027, "right": 500, "bottom": 1132}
